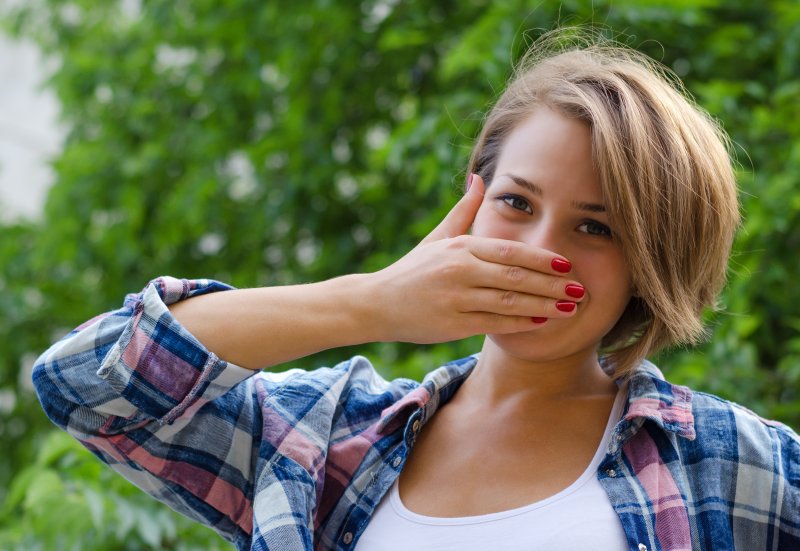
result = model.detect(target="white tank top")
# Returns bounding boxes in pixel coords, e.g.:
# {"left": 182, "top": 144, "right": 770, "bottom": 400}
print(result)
{"left": 355, "top": 390, "right": 628, "bottom": 550}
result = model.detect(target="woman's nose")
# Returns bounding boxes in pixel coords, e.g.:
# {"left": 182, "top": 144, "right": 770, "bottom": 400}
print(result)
{"left": 523, "top": 217, "right": 564, "bottom": 253}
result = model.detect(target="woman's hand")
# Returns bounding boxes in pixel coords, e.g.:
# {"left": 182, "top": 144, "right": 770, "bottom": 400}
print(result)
{"left": 165, "top": 174, "right": 584, "bottom": 369}
{"left": 364, "top": 175, "right": 584, "bottom": 344}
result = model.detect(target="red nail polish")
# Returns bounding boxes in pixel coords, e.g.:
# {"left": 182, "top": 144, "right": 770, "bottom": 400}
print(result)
{"left": 551, "top": 258, "right": 571, "bottom": 273}
{"left": 531, "top": 317, "right": 548, "bottom": 323}
{"left": 565, "top": 284, "right": 585, "bottom": 299}
{"left": 466, "top": 173, "right": 474, "bottom": 192}
{"left": 556, "top": 301, "right": 576, "bottom": 313}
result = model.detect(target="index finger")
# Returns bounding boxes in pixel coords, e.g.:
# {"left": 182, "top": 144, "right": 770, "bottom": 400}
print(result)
{"left": 466, "top": 236, "right": 573, "bottom": 275}
{"left": 419, "top": 174, "right": 485, "bottom": 246}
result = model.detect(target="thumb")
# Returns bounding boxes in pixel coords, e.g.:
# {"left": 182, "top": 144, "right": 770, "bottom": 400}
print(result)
{"left": 420, "top": 174, "right": 485, "bottom": 245}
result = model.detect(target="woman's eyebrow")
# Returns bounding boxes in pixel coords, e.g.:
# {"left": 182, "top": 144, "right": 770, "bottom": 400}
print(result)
{"left": 502, "top": 173, "right": 542, "bottom": 196}
{"left": 502, "top": 172, "right": 607, "bottom": 213}
{"left": 571, "top": 200, "right": 606, "bottom": 213}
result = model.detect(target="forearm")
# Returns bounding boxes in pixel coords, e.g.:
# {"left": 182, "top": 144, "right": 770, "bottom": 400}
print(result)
{"left": 168, "top": 273, "right": 381, "bottom": 370}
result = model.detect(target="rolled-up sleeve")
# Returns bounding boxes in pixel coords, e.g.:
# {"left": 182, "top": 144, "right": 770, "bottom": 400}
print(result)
{"left": 32, "top": 276, "right": 260, "bottom": 545}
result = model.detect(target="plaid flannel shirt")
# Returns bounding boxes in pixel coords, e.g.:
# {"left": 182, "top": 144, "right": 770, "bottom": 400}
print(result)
{"left": 33, "top": 277, "right": 800, "bottom": 550}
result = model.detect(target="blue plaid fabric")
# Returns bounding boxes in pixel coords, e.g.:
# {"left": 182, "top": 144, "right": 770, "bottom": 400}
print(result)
{"left": 33, "top": 277, "right": 800, "bottom": 550}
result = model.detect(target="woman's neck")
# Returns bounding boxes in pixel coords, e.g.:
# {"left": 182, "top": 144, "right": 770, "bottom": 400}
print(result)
{"left": 455, "top": 337, "right": 617, "bottom": 413}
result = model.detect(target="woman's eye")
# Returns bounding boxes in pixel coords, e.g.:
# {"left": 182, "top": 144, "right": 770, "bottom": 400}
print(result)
{"left": 499, "top": 195, "right": 533, "bottom": 214}
{"left": 578, "top": 220, "right": 612, "bottom": 237}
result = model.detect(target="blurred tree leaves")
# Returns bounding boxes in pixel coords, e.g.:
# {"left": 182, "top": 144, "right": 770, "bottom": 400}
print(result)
{"left": 0, "top": 0, "right": 798, "bottom": 548}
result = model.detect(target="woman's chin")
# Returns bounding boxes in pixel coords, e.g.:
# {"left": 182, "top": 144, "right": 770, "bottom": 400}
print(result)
{"left": 486, "top": 324, "right": 605, "bottom": 364}
{"left": 486, "top": 331, "right": 566, "bottom": 363}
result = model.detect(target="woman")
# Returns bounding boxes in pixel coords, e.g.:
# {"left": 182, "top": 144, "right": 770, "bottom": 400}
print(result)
{"left": 33, "top": 35, "right": 799, "bottom": 550}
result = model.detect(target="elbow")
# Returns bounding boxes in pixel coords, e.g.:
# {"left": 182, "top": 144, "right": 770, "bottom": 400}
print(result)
{"left": 31, "top": 311, "right": 127, "bottom": 434}
{"left": 32, "top": 344, "right": 74, "bottom": 431}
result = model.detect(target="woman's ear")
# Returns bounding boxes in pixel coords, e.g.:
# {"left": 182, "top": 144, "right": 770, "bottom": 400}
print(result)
{"left": 630, "top": 281, "right": 640, "bottom": 298}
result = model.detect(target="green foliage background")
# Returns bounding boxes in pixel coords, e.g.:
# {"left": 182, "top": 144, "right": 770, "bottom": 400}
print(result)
{"left": 1, "top": 0, "right": 798, "bottom": 548}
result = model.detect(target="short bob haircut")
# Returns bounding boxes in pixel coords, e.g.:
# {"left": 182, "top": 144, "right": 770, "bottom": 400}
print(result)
{"left": 467, "top": 31, "right": 740, "bottom": 378}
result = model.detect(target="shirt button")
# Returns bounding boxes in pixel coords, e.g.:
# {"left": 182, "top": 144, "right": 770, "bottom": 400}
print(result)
{"left": 343, "top": 532, "right": 353, "bottom": 544}
{"left": 392, "top": 456, "right": 402, "bottom": 468}
{"left": 638, "top": 544, "right": 648, "bottom": 551}
{"left": 412, "top": 419, "right": 421, "bottom": 433}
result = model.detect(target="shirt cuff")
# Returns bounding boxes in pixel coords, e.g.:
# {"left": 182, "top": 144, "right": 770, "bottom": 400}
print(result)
{"left": 97, "top": 276, "right": 255, "bottom": 425}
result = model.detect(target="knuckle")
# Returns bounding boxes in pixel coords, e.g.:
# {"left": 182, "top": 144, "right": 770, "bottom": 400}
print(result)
{"left": 442, "top": 239, "right": 459, "bottom": 253}
{"left": 496, "top": 242, "right": 515, "bottom": 260}
{"left": 438, "top": 262, "right": 461, "bottom": 280}
{"left": 500, "top": 290, "right": 518, "bottom": 307}
{"left": 505, "top": 266, "right": 524, "bottom": 284}
{"left": 443, "top": 235, "right": 471, "bottom": 257}
{"left": 449, "top": 235, "right": 470, "bottom": 248}
{"left": 447, "top": 289, "right": 467, "bottom": 310}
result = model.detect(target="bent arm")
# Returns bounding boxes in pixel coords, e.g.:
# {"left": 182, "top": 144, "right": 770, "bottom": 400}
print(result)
{"left": 32, "top": 277, "right": 265, "bottom": 544}
{"left": 31, "top": 176, "right": 582, "bottom": 544}
{"left": 165, "top": 176, "right": 582, "bottom": 371}
{"left": 168, "top": 272, "right": 379, "bottom": 370}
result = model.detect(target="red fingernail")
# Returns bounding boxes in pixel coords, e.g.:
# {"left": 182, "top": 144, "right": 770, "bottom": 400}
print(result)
{"left": 556, "top": 301, "right": 576, "bottom": 313}
{"left": 531, "top": 317, "right": 548, "bottom": 324}
{"left": 565, "top": 284, "right": 585, "bottom": 299}
{"left": 466, "top": 173, "right": 474, "bottom": 192}
{"left": 551, "top": 258, "right": 571, "bottom": 273}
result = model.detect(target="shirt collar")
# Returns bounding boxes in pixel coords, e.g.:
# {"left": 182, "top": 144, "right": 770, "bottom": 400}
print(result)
{"left": 376, "top": 355, "right": 477, "bottom": 435}
{"left": 376, "top": 355, "right": 696, "bottom": 448}
{"left": 604, "top": 359, "right": 696, "bottom": 455}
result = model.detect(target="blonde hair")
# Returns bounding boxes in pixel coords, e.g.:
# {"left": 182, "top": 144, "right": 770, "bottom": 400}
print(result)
{"left": 467, "top": 31, "right": 740, "bottom": 378}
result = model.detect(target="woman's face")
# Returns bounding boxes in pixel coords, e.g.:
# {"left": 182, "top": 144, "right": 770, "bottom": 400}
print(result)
{"left": 471, "top": 106, "right": 633, "bottom": 364}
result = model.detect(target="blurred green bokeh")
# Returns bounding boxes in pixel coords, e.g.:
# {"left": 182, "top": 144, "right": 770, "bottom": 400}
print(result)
{"left": 1, "top": 0, "right": 798, "bottom": 548}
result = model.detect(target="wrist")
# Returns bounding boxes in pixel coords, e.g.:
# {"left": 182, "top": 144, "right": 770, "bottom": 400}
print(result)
{"left": 315, "top": 272, "right": 389, "bottom": 347}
